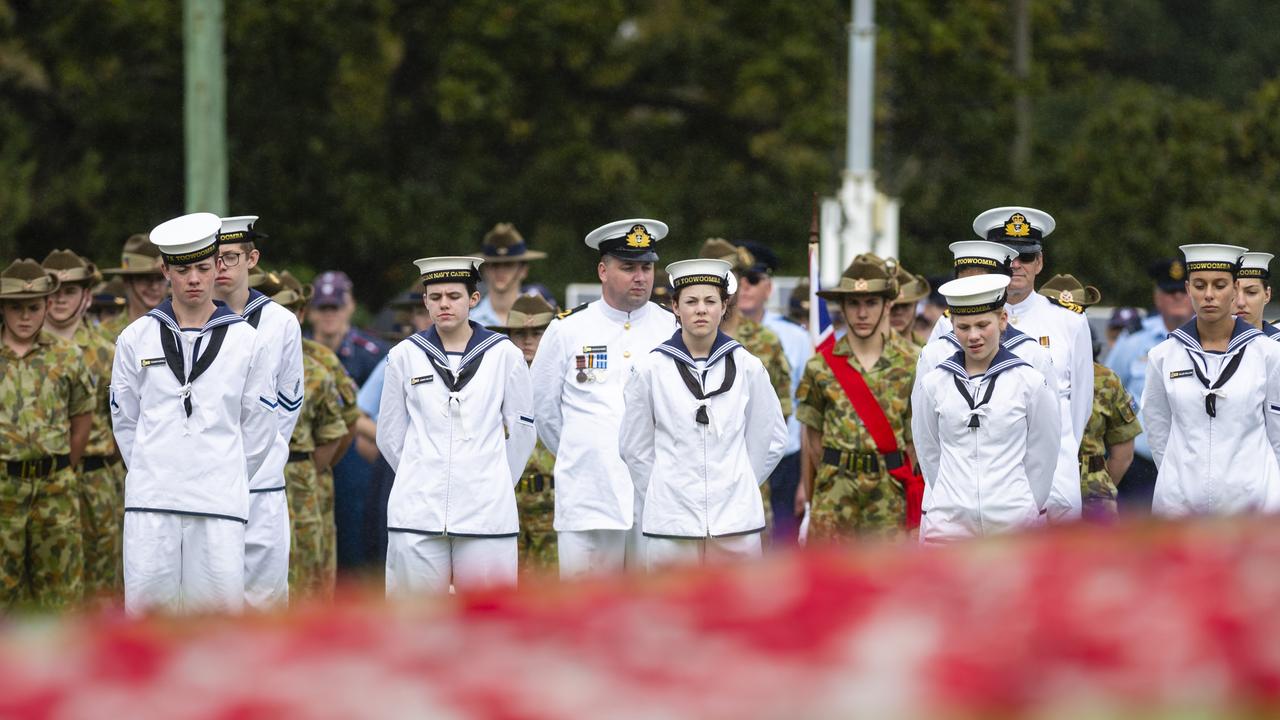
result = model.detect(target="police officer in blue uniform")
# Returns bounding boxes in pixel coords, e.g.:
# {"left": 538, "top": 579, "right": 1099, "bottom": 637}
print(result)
{"left": 1104, "top": 258, "right": 1194, "bottom": 514}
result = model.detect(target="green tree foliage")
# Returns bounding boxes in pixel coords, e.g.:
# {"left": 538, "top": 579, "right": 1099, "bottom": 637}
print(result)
{"left": 4, "top": 0, "right": 1280, "bottom": 307}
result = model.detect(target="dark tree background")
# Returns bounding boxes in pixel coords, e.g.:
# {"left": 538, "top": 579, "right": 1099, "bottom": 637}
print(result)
{"left": 3, "top": 0, "right": 1279, "bottom": 308}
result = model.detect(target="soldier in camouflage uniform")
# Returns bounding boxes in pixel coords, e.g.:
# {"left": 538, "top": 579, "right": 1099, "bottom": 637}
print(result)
{"left": 41, "top": 251, "right": 124, "bottom": 600}
{"left": 260, "top": 271, "right": 351, "bottom": 599}
{"left": 1037, "top": 276, "right": 1142, "bottom": 522}
{"left": 699, "top": 239, "right": 792, "bottom": 539}
{"left": 0, "top": 259, "right": 96, "bottom": 609}
{"left": 487, "top": 294, "right": 559, "bottom": 577}
{"left": 796, "top": 254, "right": 917, "bottom": 542}
{"left": 889, "top": 262, "right": 931, "bottom": 347}
{"left": 97, "top": 234, "right": 167, "bottom": 341}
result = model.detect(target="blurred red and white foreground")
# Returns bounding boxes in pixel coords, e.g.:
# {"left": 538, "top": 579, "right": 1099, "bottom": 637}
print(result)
{"left": 3, "top": 519, "right": 1279, "bottom": 719}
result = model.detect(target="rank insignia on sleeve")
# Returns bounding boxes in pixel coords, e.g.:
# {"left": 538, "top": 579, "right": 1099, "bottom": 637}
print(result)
{"left": 1169, "top": 369, "right": 1194, "bottom": 379}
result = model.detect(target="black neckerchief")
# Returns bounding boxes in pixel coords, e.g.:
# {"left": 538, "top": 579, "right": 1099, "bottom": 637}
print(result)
{"left": 653, "top": 330, "right": 742, "bottom": 425}
{"left": 148, "top": 300, "right": 241, "bottom": 417}
{"left": 937, "top": 347, "right": 1030, "bottom": 428}
{"left": 408, "top": 321, "right": 507, "bottom": 393}
{"left": 1187, "top": 348, "right": 1247, "bottom": 418}
{"left": 1169, "top": 317, "right": 1262, "bottom": 417}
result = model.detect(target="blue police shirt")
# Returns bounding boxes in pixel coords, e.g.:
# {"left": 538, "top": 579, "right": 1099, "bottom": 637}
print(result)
{"left": 763, "top": 311, "right": 812, "bottom": 456}
{"left": 1104, "top": 313, "right": 1169, "bottom": 461}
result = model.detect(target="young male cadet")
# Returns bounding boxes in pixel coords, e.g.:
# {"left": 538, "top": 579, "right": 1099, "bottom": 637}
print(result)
{"left": 469, "top": 223, "right": 547, "bottom": 328}
{"left": 530, "top": 219, "right": 678, "bottom": 578}
{"left": 213, "top": 215, "right": 304, "bottom": 609}
{"left": 932, "top": 208, "right": 1092, "bottom": 522}
{"left": 98, "top": 233, "right": 169, "bottom": 341}
{"left": 110, "top": 213, "right": 277, "bottom": 615}
{"left": 377, "top": 257, "right": 536, "bottom": 593}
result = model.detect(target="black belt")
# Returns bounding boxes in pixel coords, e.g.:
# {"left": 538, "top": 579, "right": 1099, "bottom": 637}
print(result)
{"left": 822, "top": 447, "right": 904, "bottom": 475}
{"left": 81, "top": 455, "right": 120, "bottom": 473}
{"left": 1083, "top": 454, "right": 1106, "bottom": 473}
{"left": 4, "top": 455, "right": 71, "bottom": 479}
{"left": 518, "top": 474, "right": 554, "bottom": 493}
{"left": 287, "top": 451, "right": 313, "bottom": 463}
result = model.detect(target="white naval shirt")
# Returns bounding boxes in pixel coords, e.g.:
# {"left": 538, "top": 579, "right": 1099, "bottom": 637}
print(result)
{"left": 1142, "top": 318, "right": 1280, "bottom": 516}
{"left": 530, "top": 299, "right": 677, "bottom": 532}
{"left": 619, "top": 332, "right": 787, "bottom": 539}
{"left": 240, "top": 289, "right": 304, "bottom": 492}
{"left": 110, "top": 300, "right": 278, "bottom": 523}
{"left": 931, "top": 292, "right": 1093, "bottom": 520}
{"left": 912, "top": 348, "right": 1060, "bottom": 543}
{"left": 377, "top": 323, "right": 536, "bottom": 537}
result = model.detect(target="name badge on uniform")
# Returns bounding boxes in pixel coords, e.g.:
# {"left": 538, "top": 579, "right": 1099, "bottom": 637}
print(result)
{"left": 410, "top": 375, "right": 434, "bottom": 385}
{"left": 140, "top": 357, "right": 166, "bottom": 368}
{"left": 1038, "top": 336, "right": 1051, "bottom": 348}
{"left": 1169, "top": 369, "right": 1194, "bottom": 379}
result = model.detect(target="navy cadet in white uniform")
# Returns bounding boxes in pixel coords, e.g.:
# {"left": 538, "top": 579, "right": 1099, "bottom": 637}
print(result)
{"left": 916, "top": 240, "right": 1056, "bottom": 394}
{"left": 110, "top": 213, "right": 277, "bottom": 615}
{"left": 530, "top": 219, "right": 678, "bottom": 579}
{"left": 912, "top": 274, "right": 1060, "bottom": 544}
{"left": 1232, "top": 251, "right": 1280, "bottom": 338}
{"left": 620, "top": 259, "right": 787, "bottom": 569}
{"left": 377, "top": 257, "right": 536, "bottom": 594}
{"left": 1142, "top": 244, "right": 1280, "bottom": 516}
{"left": 213, "top": 215, "right": 304, "bottom": 610}
{"left": 931, "top": 208, "right": 1091, "bottom": 522}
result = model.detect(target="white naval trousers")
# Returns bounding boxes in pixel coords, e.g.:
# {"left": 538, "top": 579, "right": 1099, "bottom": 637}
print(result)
{"left": 385, "top": 533, "right": 517, "bottom": 595}
{"left": 557, "top": 529, "right": 628, "bottom": 580}
{"left": 123, "top": 512, "right": 245, "bottom": 616}
{"left": 244, "top": 489, "right": 290, "bottom": 610}
{"left": 643, "top": 533, "right": 762, "bottom": 572}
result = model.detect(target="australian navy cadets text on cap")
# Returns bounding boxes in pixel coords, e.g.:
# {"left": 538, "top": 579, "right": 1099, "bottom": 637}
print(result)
{"left": 585, "top": 218, "right": 667, "bottom": 263}
{"left": 972, "top": 207, "right": 1056, "bottom": 254}
{"left": 948, "top": 241, "right": 1017, "bottom": 276}
{"left": 413, "top": 256, "right": 483, "bottom": 285}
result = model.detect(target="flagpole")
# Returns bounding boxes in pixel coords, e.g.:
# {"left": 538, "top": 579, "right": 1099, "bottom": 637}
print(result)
{"left": 808, "top": 192, "right": 821, "bottom": 346}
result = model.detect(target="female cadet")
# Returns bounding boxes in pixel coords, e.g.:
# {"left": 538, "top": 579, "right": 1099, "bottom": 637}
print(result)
{"left": 1142, "top": 245, "right": 1280, "bottom": 516}
{"left": 911, "top": 274, "right": 1061, "bottom": 543}
{"left": 1233, "top": 252, "right": 1279, "bottom": 338}
{"left": 376, "top": 257, "right": 536, "bottom": 594}
{"left": 619, "top": 259, "right": 787, "bottom": 569}
{"left": 486, "top": 294, "right": 558, "bottom": 577}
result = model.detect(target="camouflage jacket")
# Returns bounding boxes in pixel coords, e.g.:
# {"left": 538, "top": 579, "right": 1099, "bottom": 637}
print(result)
{"left": 1, "top": 331, "right": 95, "bottom": 461}
{"left": 732, "top": 316, "right": 792, "bottom": 418}
{"left": 303, "top": 338, "right": 360, "bottom": 429}
{"left": 796, "top": 332, "right": 918, "bottom": 453}
{"left": 1079, "top": 362, "right": 1142, "bottom": 498}
{"left": 95, "top": 311, "right": 131, "bottom": 343}
{"left": 289, "top": 352, "right": 350, "bottom": 453}
{"left": 73, "top": 323, "right": 117, "bottom": 458}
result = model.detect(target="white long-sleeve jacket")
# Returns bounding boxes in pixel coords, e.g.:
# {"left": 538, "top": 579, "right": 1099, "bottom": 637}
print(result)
{"left": 530, "top": 299, "right": 676, "bottom": 531}
{"left": 619, "top": 332, "right": 787, "bottom": 539}
{"left": 1142, "top": 318, "right": 1280, "bottom": 516}
{"left": 110, "top": 300, "right": 277, "bottom": 523}
{"left": 912, "top": 348, "right": 1061, "bottom": 543}
{"left": 377, "top": 323, "right": 536, "bottom": 537}
{"left": 240, "top": 289, "right": 304, "bottom": 492}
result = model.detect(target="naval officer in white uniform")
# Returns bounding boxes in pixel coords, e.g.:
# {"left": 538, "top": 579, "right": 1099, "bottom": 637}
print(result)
{"left": 530, "top": 219, "right": 678, "bottom": 578}
{"left": 1142, "top": 244, "right": 1280, "bottom": 516}
{"left": 110, "top": 213, "right": 278, "bottom": 615}
{"left": 930, "top": 207, "right": 1092, "bottom": 522}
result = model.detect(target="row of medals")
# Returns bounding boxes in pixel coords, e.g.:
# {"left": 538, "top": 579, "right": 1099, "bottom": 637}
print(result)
{"left": 577, "top": 367, "right": 607, "bottom": 383}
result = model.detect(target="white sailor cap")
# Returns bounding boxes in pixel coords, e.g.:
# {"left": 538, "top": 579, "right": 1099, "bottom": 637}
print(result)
{"left": 937, "top": 273, "right": 1011, "bottom": 315}
{"left": 150, "top": 212, "right": 222, "bottom": 265}
{"left": 666, "top": 258, "right": 737, "bottom": 295}
{"left": 585, "top": 219, "right": 668, "bottom": 262}
{"left": 972, "top": 207, "right": 1055, "bottom": 253}
{"left": 413, "top": 256, "right": 483, "bottom": 286}
{"left": 218, "top": 215, "right": 267, "bottom": 245}
{"left": 1237, "top": 251, "right": 1274, "bottom": 280}
{"left": 948, "top": 240, "right": 1017, "bottom": 275}
{"left": 1179, "top": 244, "right": 1247, "bottom": 275}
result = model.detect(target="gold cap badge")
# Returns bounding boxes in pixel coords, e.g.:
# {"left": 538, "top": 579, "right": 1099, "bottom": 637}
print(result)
{"left": 1005, "top": 213, "right": 1030, "bottom": 237}
{"left": 624, "top": 224, "right": 652, "bottom": 248}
